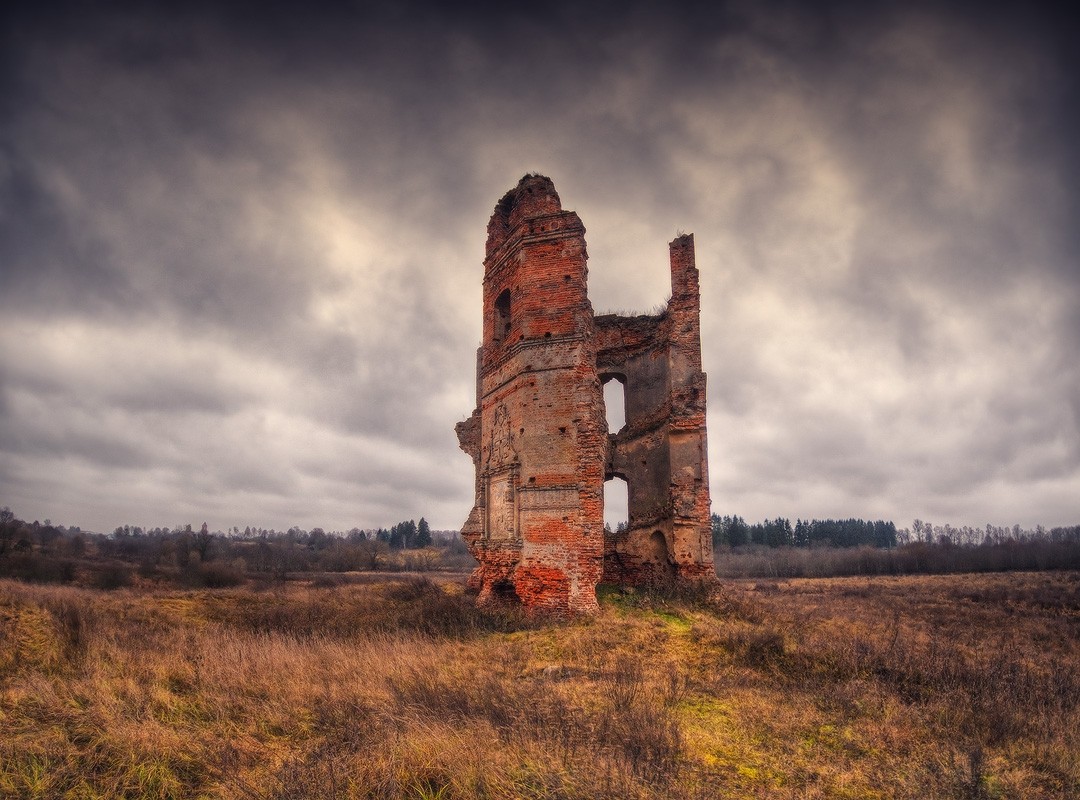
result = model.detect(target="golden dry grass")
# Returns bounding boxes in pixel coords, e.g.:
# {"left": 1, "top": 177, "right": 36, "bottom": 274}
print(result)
{"left": 1, "top": 572, "right": 1078, "bottom": 799}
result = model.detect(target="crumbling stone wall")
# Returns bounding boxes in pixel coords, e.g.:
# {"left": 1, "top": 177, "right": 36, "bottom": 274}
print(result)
{"left": 456, "top": 175, "right": 713, "bottom": 614}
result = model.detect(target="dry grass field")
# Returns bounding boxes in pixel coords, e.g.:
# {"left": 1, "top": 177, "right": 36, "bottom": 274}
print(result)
{"left": 1, "top": 571, "right": 1078, "bottom": 799}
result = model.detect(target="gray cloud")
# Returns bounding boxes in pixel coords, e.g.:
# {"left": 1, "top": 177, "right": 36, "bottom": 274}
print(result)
{"left": 1, "top": 0, "right": 1076, "bottom": 532}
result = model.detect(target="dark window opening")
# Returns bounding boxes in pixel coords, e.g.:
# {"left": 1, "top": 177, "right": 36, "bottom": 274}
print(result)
{"left": 494, "top": 289, "right": 511, "bottom": 343}
{"left": 491, "top": 579, "right": 520, "bottom": 604}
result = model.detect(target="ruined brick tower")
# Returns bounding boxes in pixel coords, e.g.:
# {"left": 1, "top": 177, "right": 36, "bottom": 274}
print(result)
{"left": 456, "top": 175, "right": 713, "bottom": 613}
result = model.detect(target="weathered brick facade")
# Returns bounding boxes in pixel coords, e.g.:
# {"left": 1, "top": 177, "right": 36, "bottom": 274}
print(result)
{"left": 456, "top": 175, "right": 714, "bottom": 613}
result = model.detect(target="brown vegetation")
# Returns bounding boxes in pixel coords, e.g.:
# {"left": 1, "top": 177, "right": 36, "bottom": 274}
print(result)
{"left": 2, "top": 571, "right": 1078, "bottom": 798}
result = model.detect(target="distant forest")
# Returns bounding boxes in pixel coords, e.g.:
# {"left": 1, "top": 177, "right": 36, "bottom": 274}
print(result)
{"left": 712, "top": 513, "right": 1080, "bottom": 578}
{"left": 713, "top": 513, "right": 1080, "bottom": 550}
{"left": 712, "top": 515, "right": 898, "bottom": 548}
{"left": 0, "top": 507, "right": 474, "bottom": 590}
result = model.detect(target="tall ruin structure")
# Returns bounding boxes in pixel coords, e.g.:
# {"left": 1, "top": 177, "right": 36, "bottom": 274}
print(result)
{"left": 456, "top": 175, "right": 714, "bottom": 614}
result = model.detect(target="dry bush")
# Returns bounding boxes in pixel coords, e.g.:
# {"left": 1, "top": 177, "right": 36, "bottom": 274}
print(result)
{"left": 718, "top": 625, "right": 788, "bottom": 671}
{"left": 91, "top": 562, "right": 134, "bottom": 590}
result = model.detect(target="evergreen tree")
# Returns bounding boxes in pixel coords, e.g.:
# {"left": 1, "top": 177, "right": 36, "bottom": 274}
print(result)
{"left": 403, "top": 519, "right": 418, "bottom": 548}
{"left": 794, "top": 519, "right": 810, "bottom": 547}
{"left": 711, "top": 514, "right": 750, "bottom": 547}
{"left": 416, "top": 518, "right": 432, "bottom": 548}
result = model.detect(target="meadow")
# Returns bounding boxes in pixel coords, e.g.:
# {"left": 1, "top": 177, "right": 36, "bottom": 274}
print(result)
{"left": 1, "top": 571, "right": 1078, "bottom": 799}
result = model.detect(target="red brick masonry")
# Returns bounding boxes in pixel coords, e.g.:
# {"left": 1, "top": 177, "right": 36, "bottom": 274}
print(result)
{"left": 456, "top": 175, "right": 714, "bottom": 614}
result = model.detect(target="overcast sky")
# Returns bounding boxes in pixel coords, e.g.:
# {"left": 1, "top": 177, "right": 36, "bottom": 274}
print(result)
{"left": 2, "top": 0, "right": 1077, "bottom": 534}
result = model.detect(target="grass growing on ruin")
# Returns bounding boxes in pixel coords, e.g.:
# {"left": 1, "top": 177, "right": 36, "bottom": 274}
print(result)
{"left": 1, "top": 572, "right": 1078, "bottom": 799}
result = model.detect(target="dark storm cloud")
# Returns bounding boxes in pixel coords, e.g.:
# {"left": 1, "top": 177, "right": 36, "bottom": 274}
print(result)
{"left": 664, "top": 1, "right": 1080, "bottom": 528}
{"left": 1, "top": 0, "right": 1076, "bottom": 531}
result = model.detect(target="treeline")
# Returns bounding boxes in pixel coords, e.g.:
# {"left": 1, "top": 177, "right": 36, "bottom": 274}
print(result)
{"left": 712, "top": 515, "right": 898, "bottom": 549}
{"left": 0, "top": 507, "right": 475, "bottom": 590}
{"left": 711, "top": 512, "right": 1080, "bottom": 578}
{"left": 713, "top": 514, "right": 1080, "bottom": 551}
{"left": 372, "top": 518, "right": 433, "bottom": 549}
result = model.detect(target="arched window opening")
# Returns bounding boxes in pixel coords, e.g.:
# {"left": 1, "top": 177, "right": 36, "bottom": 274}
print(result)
{"left": 601, "top": 375, "right": 626, "bottom": 432}
{"left": 494, "top": 289, "right": 512, "bottom": 343}
{"left": 604, "top": 476, "right": 628, "bottom": 535}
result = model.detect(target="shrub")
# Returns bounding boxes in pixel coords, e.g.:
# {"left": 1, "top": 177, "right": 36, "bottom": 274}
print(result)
{"left": 92, "top": 563, "right": 133, "bottom": 591}
{"left": 0, "top": 553, "right": 77, "bottom": 584}
{"left": 189, "top": 562, "right": 245, "bottom": 588}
